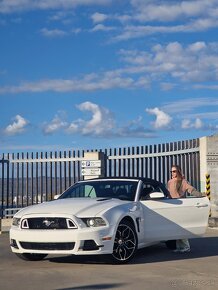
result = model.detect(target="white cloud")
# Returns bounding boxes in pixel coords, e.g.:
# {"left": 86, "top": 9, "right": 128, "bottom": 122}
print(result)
{"left": 1, "top": 41, "right": 218, "bottom": 94}
{"left": 193, "top": 84, "right": 218, "bottom": 90}
{"left": 40, "top": 28, "right": 68, "bottom": 37}
{"left": 91, "top": 12, "right": 108, "bottom": 23}
{"left": 112, "top": 13, "right": 218, "bottom": 42}
{"left": 43, "top": 113, "right": 68, "bottom": 135}
{"left": 0, "top": 73, "right": 135, "bottom": 94}
{"left": 187, "top": 41, "right": 207, "bottom": 52}
{"left": 91, "top": 24, "right": 115, "bottom": 32}
{"left": 65, "top": 102, "right": 156, "bottom": 138}
{"left": 0, "top": 0, "right": 113, "bottom": 14}
{"left": 4, "top": 115, "right": 29, "bottom": 136}
{"left": 67, "top": 101, "right": 115, "bottom": 136}
{"left": 118, "top": 42, "right": 218, "bottom": 83}
{"left": 130, "top": 0, "right": 216, "bottom": 22}
{"left": 162, "top": 98, "right": 218, "bottom": 114}
{"left": 181, "top": 118, "right": 204, "bottom": 129}
{"left": 160, "top": 82, "right": 175, "bottom": 91}
{"left": 146, "top": 107, "right": 172, "bottom": 129}
{"left": 116, "top": 117, "right": 156, "bottom": 138}
{"left": 71, "top": 28, "right": 82, "bottom": 34}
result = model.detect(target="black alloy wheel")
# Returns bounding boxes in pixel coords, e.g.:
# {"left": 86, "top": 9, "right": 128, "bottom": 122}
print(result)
{"left": 112, "top": 220, "right": 138, "bottom": 264}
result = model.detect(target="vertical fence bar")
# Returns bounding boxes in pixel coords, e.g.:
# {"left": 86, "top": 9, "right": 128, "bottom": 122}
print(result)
{"left": 6, "top": 153, "right": 10, "bottom": 209}
{"left": 31, "top": 152, "right": 34, "bottom": 206}
{"left": 59, "top": 151, "right": 62, "bottom": 194}
{"left": 113, "top": 148, "right": 116, "bottom": 177}
{"left": 50, "top": 151, "right": 53, "bottom": 200}
{"left": 54, "top": 151, "right": 58, "bottom": 195}
{"left": 64, "top": 151, "right": 67, "bottom": 190}
{"left": 136, "top": 146, "right": 139, "bottom": 177}
{"left": 45, "top": 152, "right": 48, "bottom": 201}
{"left": 16, "top": 153, "right": 20, "bottom": 207}
{"left": 26, "top": 152, "right": 29, "bottom": 206}
{"left": 40, "top": 152, "right": 43, "bottom": 203}
{"left": 21, "top": 152, "right": 24, "bottom": 207}
{"left": 1, "top": 154, "right": 5, "bottom": 217}
{"left": 118, "top": 148, "right": 122, "bottom": 177}
{"left": 131, "top": 147, "right": 135, "bottom": 177}
{"left": 36, "top": 152, "right": 39, "bottom": 204}
{"left": 72, "top": 150, "right": 76, "bottom": 183}
{"left": 77, "top": 150, "right": 81, "bottom": 182}
{"left": 11, "top": 153, "right": 15, "bottom": 207}
{"left": 68, "top": 150, "right": 72, "bottom": 187}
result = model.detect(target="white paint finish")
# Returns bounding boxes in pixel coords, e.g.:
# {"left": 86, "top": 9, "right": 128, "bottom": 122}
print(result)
{"left": 10, "top": 178, "right": 210, "bottom": 258}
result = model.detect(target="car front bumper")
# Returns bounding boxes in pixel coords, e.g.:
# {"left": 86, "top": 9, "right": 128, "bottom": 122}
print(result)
{"left": 10, "top": 224, "right": 116, "bottom": 255}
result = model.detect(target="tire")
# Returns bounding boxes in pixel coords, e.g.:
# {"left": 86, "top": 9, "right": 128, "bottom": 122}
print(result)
{"left": 15, "top": 253, "right": 48, "bottom": 261}
{"left": 111, "top": 220, "right": 138, "bottom": 264}
{"left": 165, "top": 240, "right": 177, "bottom": 250}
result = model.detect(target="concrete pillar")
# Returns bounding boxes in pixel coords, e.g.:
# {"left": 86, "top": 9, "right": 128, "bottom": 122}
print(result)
{"left": 0, "top": 218, "right": 12, "bottom": 234}
{"left": 200, "top": 134, "right": 218, "bottom": 218}
{"left": 82, "top": 152, "right": 105, "bottom": 180}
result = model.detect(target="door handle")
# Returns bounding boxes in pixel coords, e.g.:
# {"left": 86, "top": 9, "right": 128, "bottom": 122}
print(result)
{"left": 196, "top": 203, "right": 208, "bottom": 208}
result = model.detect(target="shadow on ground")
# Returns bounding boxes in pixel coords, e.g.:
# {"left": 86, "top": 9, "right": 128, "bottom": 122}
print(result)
{"left": 48, "top": 236, "right": 218, "bottom": 265}
{"left": 56, "top": 283, "right": 125, "bottom": 290}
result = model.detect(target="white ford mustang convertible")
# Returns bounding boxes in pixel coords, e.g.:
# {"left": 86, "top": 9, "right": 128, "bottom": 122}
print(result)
{"left": 10, "top": 177, "right": 210, "bottom": 263}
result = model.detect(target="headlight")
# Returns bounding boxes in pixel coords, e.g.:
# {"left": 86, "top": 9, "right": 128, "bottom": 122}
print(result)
{"left": 81, "top": 217, "right": 106, "bottom": 227}
{"left": 12, "top": 217, "right": 21, "bottom": 227}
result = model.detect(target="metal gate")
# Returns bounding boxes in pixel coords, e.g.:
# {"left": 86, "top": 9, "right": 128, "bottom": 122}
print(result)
{"left": 0, "top": 138, "right": 200, "bottom": 215}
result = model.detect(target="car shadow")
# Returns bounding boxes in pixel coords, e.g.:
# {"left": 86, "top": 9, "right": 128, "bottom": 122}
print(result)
{"left": 56, "top": 283, "right": 126, "bottom": 290}
{"left": 47, "top": 236, "right": 218, "bottom": 265}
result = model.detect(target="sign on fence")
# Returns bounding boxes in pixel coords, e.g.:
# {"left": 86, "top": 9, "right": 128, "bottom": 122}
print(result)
{"left": 81, "top": 168, "right": 101, "bottom": 176}
{"left": 81, "top": 160, "right": 101, "bottom": 168}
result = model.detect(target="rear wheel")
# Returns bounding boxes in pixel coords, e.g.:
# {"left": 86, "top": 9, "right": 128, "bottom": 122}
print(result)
{"left": 111, "top": 220, "right": 138, "bottom": 264}
{"left": 15, "top": 253, "right": 47, "bottom": 261}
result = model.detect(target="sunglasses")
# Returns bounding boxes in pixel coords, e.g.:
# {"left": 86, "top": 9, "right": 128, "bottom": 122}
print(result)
{"left": 170, "top": 170, "right": 177, "bottom": 173}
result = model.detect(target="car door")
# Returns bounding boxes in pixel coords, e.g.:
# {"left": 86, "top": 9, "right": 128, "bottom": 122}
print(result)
{"left": 139, "top": 185, "right": 210, "bottom": 242}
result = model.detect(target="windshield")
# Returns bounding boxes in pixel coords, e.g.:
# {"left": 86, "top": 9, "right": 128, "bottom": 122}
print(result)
{"left": 59, "top": 180, "right": 139, "bottom": 201}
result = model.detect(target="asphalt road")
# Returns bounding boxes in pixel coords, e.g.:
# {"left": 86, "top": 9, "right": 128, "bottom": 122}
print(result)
{"left": 0, "top": 229, "right": 218, "bottom": 290}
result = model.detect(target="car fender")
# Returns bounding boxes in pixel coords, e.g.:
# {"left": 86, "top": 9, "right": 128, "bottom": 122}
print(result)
{"left": 102, "top": 202, "right": 141, "bottom": 240}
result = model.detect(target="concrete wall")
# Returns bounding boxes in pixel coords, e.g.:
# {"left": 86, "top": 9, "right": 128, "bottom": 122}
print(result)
{"left": 200, "top": 135, "right": 218, "bottom": 217}
{"left": 0, "top": 218, "right": 12, "bottom": 234}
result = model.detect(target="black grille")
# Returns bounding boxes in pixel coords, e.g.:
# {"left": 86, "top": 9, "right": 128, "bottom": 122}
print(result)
{"left": 20, "top": 242, "right": 75, "bottom": 250}
{"left": 24, "top": 218, "right": 76, "bottom": 229}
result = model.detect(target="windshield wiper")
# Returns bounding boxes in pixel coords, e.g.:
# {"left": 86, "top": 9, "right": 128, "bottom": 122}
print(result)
{"left": 96, "top": 197, "right": 112, "bottom": 201}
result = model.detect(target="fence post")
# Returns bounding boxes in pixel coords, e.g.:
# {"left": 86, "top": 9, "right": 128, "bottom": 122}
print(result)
{"left": 82, "top": 152, "right": 105, "bottom": 180}
{"left": 206, "top": 174, "right": 211, "bottom": 217}
{"left": 200, "top": 134, "right": 218, "bottom": 218}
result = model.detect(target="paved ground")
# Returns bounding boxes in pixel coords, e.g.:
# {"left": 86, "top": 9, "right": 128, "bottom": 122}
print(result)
{"left": 0, "top": 229, "right": 218, "bottom": 290}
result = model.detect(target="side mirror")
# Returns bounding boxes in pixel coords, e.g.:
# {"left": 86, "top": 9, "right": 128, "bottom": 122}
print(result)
{"left": 53, "top": 194, "right": 61, "bottom": 200}
{"left": 149, "top": 192, "right": 164, "bottom": 199}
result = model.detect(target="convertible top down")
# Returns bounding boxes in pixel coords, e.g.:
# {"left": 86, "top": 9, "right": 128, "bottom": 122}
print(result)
{"left": 10, "top": 177, "right": 210, "bottom": 263}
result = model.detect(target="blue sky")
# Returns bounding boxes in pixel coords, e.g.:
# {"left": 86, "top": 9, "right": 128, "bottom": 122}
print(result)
{"left": 0, "top": 0, "right": 218, "bottom": 154}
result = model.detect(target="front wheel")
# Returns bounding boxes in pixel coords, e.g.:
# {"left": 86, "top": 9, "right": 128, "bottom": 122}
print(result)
{"left": 111, "top": 220, "right": 138, "bottom": 264}
{"left": 15, "top": 253, "right": 48, "bottom": 261}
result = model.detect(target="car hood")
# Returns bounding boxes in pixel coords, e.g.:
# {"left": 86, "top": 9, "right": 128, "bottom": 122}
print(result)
{"left": 16, "top": 198, "right": 128, "bottom": 217}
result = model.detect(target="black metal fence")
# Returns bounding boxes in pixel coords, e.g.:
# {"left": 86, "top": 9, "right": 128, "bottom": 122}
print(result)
{"left": 0, "top": 138, "right": 200, "bottom": 216}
